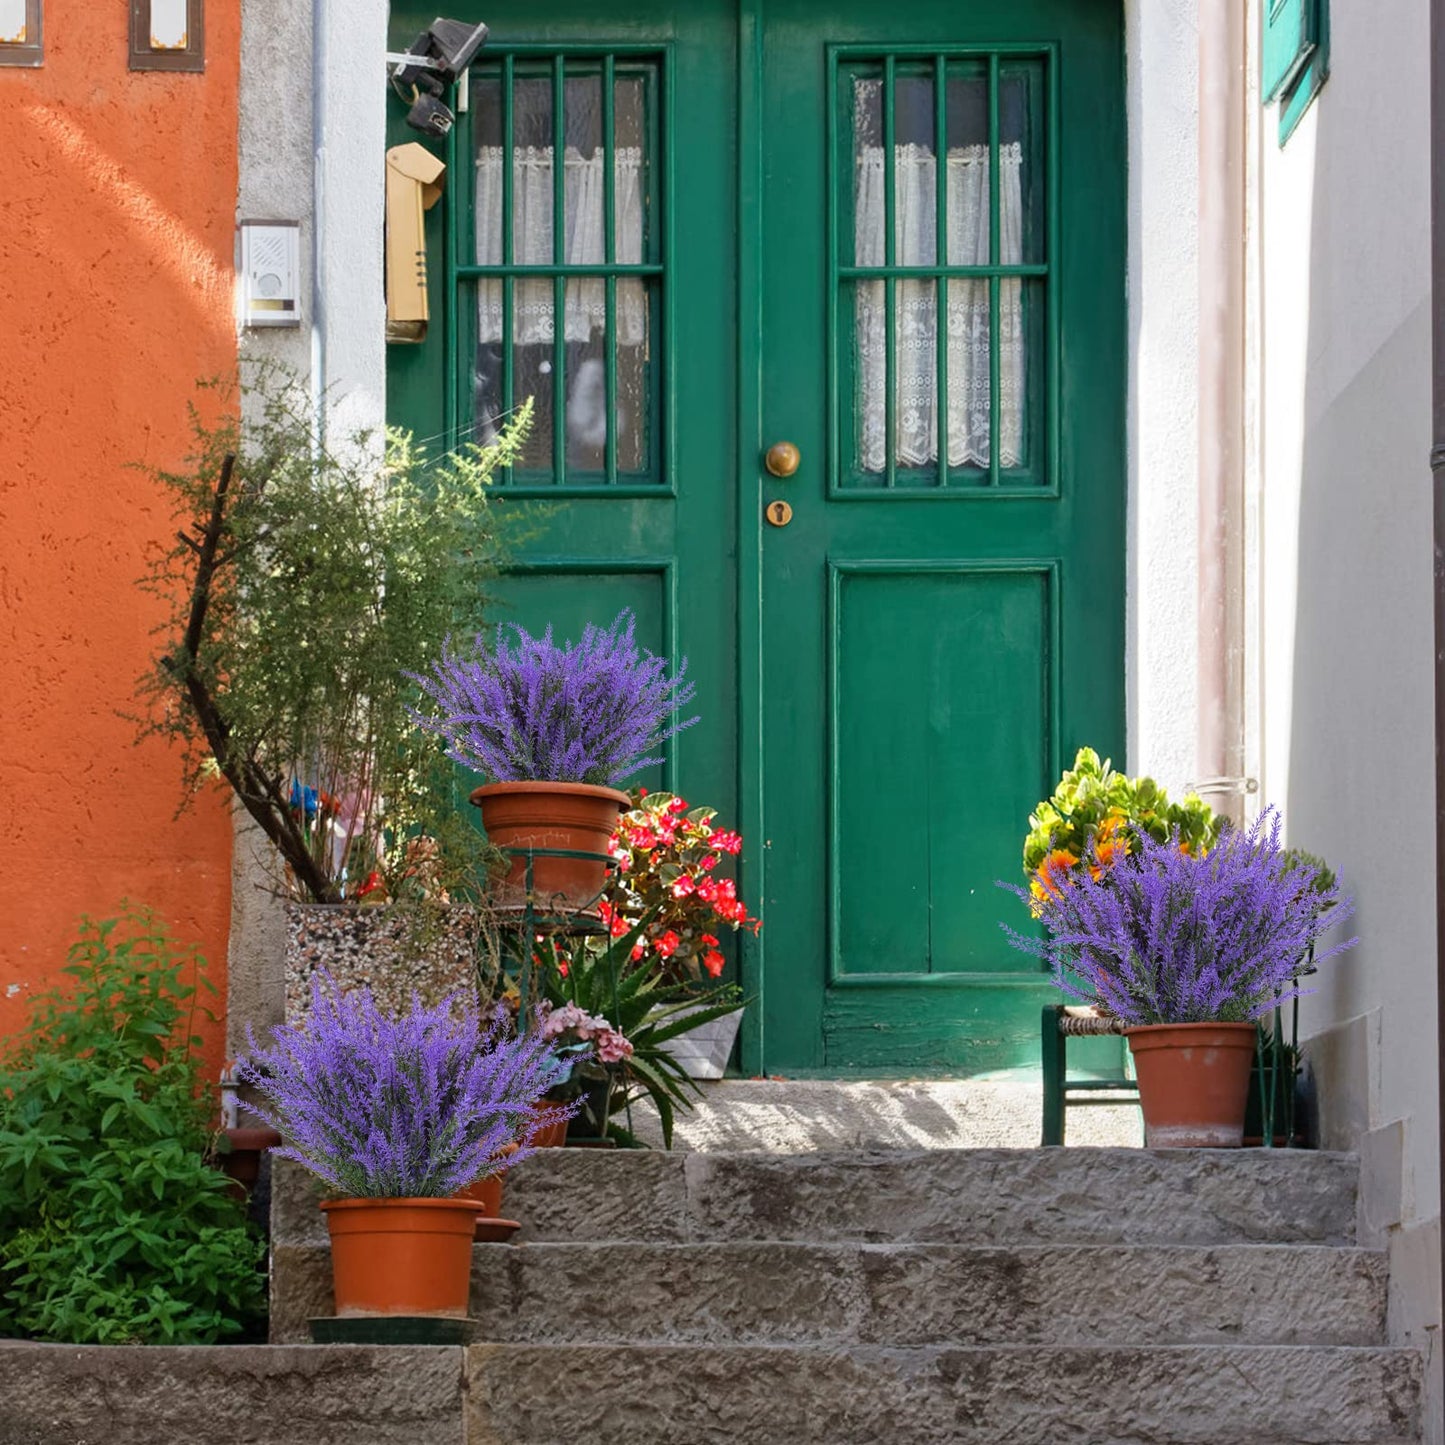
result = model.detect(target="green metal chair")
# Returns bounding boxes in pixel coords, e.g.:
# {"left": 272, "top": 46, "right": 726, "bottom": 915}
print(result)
{"left": 1040, "top": 1004, "right": 1140, "bottom": 1146}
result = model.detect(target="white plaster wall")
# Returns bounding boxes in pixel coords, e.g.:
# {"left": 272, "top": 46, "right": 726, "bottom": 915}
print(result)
{"left": 1124, "top": 0, "right": 1201, "bottom": 791}
{"left": 230, "top": 0, "right": 388, "bottom": 1052}
{"left": 314, "top": 0, "right": 390, "bottom": 439}
{"left": 1256, "top": 0, "right": 1437, "bottom": 1220}
{"left": 1254, "top": 11, "right": 1438, "bottom": 1411}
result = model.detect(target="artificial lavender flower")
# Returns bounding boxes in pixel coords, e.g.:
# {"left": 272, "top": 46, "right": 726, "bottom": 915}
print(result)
{"left": 235, "top": 976, "right": 577, "bottom": 1198}
{"left": 999, "top": 807, "right": 1356, "bottom": 1025}
{"left": 406, "top": 609, "right": 698, "bottom": 786}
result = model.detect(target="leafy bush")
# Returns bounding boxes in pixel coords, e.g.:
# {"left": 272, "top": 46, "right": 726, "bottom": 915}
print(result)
{"left": 408, "top": 609, "right": 698, "bottom": 785}
{"left": 134, "top": 364, "right": 528, "bottom": 904}
{"left": 236, "top": 977, "right": 576, "bottom": 1197}
{"left": 0, "top": 910, "right": 266, "bottom": 1344}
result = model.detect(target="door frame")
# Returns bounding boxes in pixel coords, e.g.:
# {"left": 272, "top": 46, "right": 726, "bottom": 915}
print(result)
{"left": 733, "top": 3, "right": 1122, "bottom": 1078}
{"left": 735, "top": 2, "right": 766, "bottom": 1072}
{"left": 262, "top": 0, "right": 1211, "bottom": 1081}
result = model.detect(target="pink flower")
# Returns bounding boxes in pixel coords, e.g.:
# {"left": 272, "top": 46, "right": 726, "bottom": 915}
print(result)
{"left": 668, "top": 797, "right": 688, "bottom": 814}
{"left": 653, "top": 930, "right": 681, "bottom": 958}
{"left": 671, "top": 876, "right": 696, "bottom": 899}
{"left": 710, "top": 830, "right": 744, "bottom": 855}
{"left": 595, "top": 1028, "right": 634, "bottom": 1064}
{"left": 703, "top": 949, "right": 726, "bottom": 978}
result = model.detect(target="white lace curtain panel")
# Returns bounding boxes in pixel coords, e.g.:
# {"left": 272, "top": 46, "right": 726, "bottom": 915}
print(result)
{"left": 855, "top": 140, "right": 1025, "bottom": 471}
{"left": 475, "top": 146, "right": 648, "bottom": 346}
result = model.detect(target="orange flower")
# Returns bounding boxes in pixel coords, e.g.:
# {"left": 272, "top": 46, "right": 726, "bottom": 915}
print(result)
{"left": 1033, "top": 848, "right": 1079, "bottom": 902}
{"left": 1088, "top": 837, "right": 1128, "bottom": 879}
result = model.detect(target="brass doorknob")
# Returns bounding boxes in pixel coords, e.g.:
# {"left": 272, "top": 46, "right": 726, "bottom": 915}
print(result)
{"left": 765, "top": 442, "right": 801, "bottom": 478}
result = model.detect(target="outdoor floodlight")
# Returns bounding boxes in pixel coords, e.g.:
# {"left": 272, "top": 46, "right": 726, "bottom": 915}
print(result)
{"left": 390, "top": 17, "right": 489, "bottom": 138}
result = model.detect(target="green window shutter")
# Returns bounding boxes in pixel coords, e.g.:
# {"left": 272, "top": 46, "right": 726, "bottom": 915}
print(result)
{"left": 1262, "top": 0, "right": 1317, "bottom": 102}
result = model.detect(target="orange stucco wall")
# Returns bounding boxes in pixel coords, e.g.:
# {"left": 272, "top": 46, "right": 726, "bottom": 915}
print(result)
{"left": 0, "top": 6, "right": 239, "bottom": 1079}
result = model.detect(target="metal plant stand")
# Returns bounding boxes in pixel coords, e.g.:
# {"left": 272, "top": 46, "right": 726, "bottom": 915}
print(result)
{"left": 488, "top": 843, "right": 631, "bottom": 1144}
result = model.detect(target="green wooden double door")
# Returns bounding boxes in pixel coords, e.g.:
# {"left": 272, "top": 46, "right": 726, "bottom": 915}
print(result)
{"left": 388, "top": 0, "right": 1125, "bottom": 1075}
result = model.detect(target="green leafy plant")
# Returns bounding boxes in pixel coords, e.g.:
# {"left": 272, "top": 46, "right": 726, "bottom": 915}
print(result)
{"left": 501, "top": 918, "right": 742, "bottom": 1148}
{"left": 0, "top": 908, "right": 266, "bottom": 1344}
{"left": 134, "top": 362, "right": 530, "bottom": 904}
{"left": 1022, "top": 747, "right": 1221, "bottom": 905}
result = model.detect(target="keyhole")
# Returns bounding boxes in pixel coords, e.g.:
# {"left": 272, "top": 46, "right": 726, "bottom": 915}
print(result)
{"left": 766, "top": 500, "right": 793, "bottom": 527}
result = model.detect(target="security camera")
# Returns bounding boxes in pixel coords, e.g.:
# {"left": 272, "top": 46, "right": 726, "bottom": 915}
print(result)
{"left": 391, "top": 18, "right": 490, "bottom": 138}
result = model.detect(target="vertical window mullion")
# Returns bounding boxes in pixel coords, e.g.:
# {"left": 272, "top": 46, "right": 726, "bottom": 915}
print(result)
{"left": 987, "top": 52, "right": 1001, "bottom": 488}
{"left": 883, "top": 56, "right": 897, "bottom": 490}
{"left": 603, "top": 54, "right": 619, "bottom": 486}
{"left": 934, "top": 55, "right": 949, "bottom": 486}
{"left": 552, "top": 54, "right": 568, "bottom": 486}
{"left": 501, "top": 55, "right": 516, "bottom": 485}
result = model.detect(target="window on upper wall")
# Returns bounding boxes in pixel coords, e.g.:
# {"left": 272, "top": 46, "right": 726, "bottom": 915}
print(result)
{"left": 0, "top": 0, "right": 42, "bottom": 67}
{"left": 1263, "top": 0, "right": 1329, "bottom": 146}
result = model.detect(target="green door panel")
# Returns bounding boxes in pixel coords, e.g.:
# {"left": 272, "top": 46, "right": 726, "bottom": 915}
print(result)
{"left": 754, "top": 0, "right": 1125, "bottom": 1074}
{"left": 387, "top": 0, "right": 1126, "bottom": 1078}
{"left": 388, "top": 0, "right": 738, "bottom": 883}
{"left": 831, "top": 563, "right": 1054, "bottom": 979}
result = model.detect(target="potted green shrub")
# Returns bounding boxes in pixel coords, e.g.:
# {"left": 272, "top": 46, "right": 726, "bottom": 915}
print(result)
{"left": 134, "top": 366, "right": 527, "bottom": 1009}
{"left": 236, "top": 975, "right": 573, "bottom": 1319}
{"left": 407, "top": 610, "right": 698, "bottom": 917}
{"left": 1002, "top": 807, "right": 1356, "bottom": 1148}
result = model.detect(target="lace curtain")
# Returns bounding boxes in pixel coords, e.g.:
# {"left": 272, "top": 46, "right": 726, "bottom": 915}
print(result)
{"left": 475, "top": 146, "right": 648, "bottom": 345}
{"left": 855, "top": 141, "right": 1025, "bottom": 471}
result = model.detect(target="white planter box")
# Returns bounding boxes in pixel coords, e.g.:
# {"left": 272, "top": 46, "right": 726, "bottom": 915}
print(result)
{"left": 660, "top": 1005, "right": 744, "bottom": 1080}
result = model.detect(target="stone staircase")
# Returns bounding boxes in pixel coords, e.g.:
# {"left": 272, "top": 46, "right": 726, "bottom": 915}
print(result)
{"left": 269, "top": 1145, "right": 1424, "bottom": 1443}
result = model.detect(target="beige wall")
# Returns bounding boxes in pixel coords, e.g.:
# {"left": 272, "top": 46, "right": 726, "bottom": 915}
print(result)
{"left": 1251, "top": 0, "right": 1440, "bottom": 1412}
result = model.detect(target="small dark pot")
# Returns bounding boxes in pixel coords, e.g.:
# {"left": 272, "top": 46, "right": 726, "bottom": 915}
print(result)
{"left": 219, "top": 1126, "right": 283, "bottom": 1201}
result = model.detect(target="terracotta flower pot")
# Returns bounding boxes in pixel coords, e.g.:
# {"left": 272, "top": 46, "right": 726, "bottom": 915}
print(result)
{"left": 527, "top": 1099, "right": 570, "bottom": 1148}
{"left": 455, "top": 1172, "right": 505, "bottom": 1219}
{"left": 1125, "top": 1022, "right": 1258, "bottom": 1148}
{"left": 471, "top": 781, "right": 629, "bottom": 916}
{"left": 321, "top": 1197, "right": 480, "bottom": 1317}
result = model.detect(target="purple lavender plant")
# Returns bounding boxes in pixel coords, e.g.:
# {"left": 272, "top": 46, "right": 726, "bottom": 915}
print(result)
{"left": 234, "top": 976, "right": 577, "bottom": 1198}
{"left": 1000, "top": 807, "right": 1356, "bottom": 1025}
{"left": 406, "top": 609, "right": 698, "bottom": 786}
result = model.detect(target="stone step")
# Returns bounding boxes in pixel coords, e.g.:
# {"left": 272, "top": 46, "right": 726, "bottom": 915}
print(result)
{"left": 467, "top": 1241, "right": 1388, "bottom": 1349}
{"left": 0, "top": 1343, "right": 466, "bottom": 1445}
{"left": 4, "top": 1342, "right": 1420, "bottom": 1445}
{"left": 464, "top": 1344, "right": 1422, "bottom": 1445}
{"left": 269, "top": 1148, "right": 1362, "bottom": 1251}
{"left": 269, "top": 1239, "right": 1386, "bottom": 1347}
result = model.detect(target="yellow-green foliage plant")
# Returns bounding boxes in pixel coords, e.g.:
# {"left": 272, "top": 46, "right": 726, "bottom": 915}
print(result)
{"left": 1022, "top": 747, "right": 1221, "bottom": 908}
